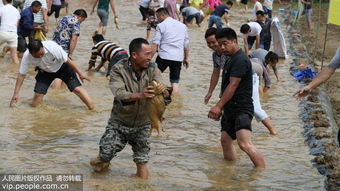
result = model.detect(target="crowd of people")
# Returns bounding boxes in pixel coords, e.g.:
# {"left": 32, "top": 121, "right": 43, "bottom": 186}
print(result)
{"left": 0, "top": 0, "right": 338, "bottom": 181}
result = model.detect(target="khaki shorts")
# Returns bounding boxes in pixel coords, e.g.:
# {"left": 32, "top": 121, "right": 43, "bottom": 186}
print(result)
{"left": 0, "top": 31, "right": 18, "bottom": 47}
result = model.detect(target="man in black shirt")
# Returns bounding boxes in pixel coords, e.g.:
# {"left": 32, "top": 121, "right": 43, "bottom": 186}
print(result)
{"left": 302, "top": 0, "right": 312, "bottom": 30}
{"left": 208, "top": 28, "right": 265, "bottom": 168}
{"left": 256, "top": 10, "right": 272, "bottom": 51}
{"left": 207, "top": 1, "right": 233, "bottom": 29}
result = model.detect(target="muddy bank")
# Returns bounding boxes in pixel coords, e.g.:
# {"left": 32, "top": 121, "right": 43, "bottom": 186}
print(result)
{"left": 324, "top": 73, "right": 340, "bottom": 135}
{"left": 284, "top": 15, "right": 340, "bottom": 190}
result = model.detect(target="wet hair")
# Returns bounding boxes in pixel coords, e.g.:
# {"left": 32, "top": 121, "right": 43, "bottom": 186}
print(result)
{"left": 156, "top": 8, "right": 169, "bottom": 15}
{"left": 28, "top": 40, "right": 43, "bottom": 54}
{"left": 226, "top": 1, "right": 233, "bottom": 6}
{"left": 73, "top": 9, "right": 87, "bottom": 18}
{"left": 92, "top": 34, "right": 105, "bottom": 43}
{"left": 240, "top": 24, "right": 250, "bottom": 34}
{"left": 31, "top": 0, "right": 42, "bottom": 7}
{"left": 215, "top": 27, "right": 237, "bottom": 41}
{"left": 146, "top": 8, "right": 155, "bottom": 16}
{"left": 129, "top": 38, "right": 149, "bottom": 55}
{"left": 205, "top": 27, "right": 217, "bottom": 39}
{"left": 265, "top": 51, "right": 279, "bottom": 63}
{"left": 256, "top": 10, "right": 265, "bottom": 16}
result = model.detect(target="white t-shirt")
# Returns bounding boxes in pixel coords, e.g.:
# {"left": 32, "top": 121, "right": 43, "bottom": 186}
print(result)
{"left": 20, "top": 41, "right": 68, "bottom": 75}
{"left": 243, "top": 22, "right": 262, "bottom": 38}
{"left": 158, "top": 0, "right": 165, "bottom": 7}
{"left": 0, "top": 1, "right": 4, "bottom": 7}
{"left": 253, "top": 1, "right": 263, "bottom": 16}
{"left": 152, "top": 17, "right": 189, "bottom": 62}
{"left": 0, "top": 4, "right": 20, "bottom": 32}
{"left": 139, "top": 0, "right": 151, "bottom": 8}
{"left": 263, "top": 0, "right": 273, "bottom": 10}
{"left": 23, "top": 0, "right": 47, "bottom": 24}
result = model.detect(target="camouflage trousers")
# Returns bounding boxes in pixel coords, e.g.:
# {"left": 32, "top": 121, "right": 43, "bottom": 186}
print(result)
{"left": 99, "top": 120, "right": 151, "bottom": 164}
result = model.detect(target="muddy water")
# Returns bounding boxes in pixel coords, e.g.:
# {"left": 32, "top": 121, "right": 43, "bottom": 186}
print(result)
{"left": 0, "top": 0, "right": 324, "bottom": 190}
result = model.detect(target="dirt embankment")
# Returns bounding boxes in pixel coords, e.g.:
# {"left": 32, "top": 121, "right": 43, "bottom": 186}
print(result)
{"left": 281, "top": 3, "right": 340, "bottom": 190}
{"left": 293, "top": 3, "right": 340, "bottom": 129}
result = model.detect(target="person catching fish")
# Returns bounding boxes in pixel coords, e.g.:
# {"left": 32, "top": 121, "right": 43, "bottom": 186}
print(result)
{"left": 90, "top": 38, "right": 169, "bottom": 179}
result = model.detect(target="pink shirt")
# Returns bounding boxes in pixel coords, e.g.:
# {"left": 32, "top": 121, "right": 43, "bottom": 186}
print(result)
{"left": 164, "top": 0, "right": 178, "bottom": 19}
{"left": 205, "top": 0, "right": 222, "bottom": 10}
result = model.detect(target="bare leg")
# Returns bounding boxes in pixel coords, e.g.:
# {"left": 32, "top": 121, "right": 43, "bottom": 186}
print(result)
{"left": 31, "top": 93, "right": 45, "bottom": 107}
{"left": 90, "top": 156, "right": 110, "bottom": 172}
{"left": 136, "top": 163, "right": 149, "bottom": 179}
{"left": 259, "top": 87, "right": 264, "bottom": 98}
{"left": 308, "top": 23, "right": 312, "bottom": 30}
{"left": 18, "top": 52, "right": 23, "bottom": 58}
{"left": 171, "top": 83, "right": 179, "bottom": 96}
{"left": 96, "top": 23, "right": 103, "bottom": 34}
{"left": 221, "top": 131, "right": 237, "bottom": 160}
{"left": 72, "top": 86, "right": 94, "bottom": 110}
{"left": 10, "top": 47, "right": 19, "bottom": 64}
{"left": 51, "top": 78, "right": 63, "bottom": 89}
{"left": 236, "top": 129, "right": 265, "bottom": 168}
{"left": 261, "top": 117, "right": 277, "bottom": 135}
{"left": 1, "top": 46, "right": 10, "bottom": 57}
{"left": 102, "top": 26, "right": 107, "bottom": 36}
{"left": 65, "top": 5, "right": 68, "bottom": 14}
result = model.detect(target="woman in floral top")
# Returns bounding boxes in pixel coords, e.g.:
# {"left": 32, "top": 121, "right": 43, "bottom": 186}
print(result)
{"left": 146, "top": 9, "right": 158, "bottom": 40}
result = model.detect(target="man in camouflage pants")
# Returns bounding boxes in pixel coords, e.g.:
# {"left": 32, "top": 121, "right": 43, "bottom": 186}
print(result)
{"left": 90, "top": 38, "right": 167, "bottom": 179}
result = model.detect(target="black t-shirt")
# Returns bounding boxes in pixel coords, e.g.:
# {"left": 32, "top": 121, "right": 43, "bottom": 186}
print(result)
{"left": 221, "top": 49, "right": 253, "bottom": 114}
{"left": 304, "top": 0, "right": 312, "bottom": 9}
{"left": 257, "top": 18, "right": 272, "bottom": 41}
{"left": 212, "top": 4, "right": 229, "bottom": 17}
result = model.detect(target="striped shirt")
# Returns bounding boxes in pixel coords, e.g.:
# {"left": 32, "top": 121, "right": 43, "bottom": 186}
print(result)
{"left": 23, "top": 0, "right": 47, "bottom": 24}
{"left": 90, "top": 41, "right": 126, "bottom": 62}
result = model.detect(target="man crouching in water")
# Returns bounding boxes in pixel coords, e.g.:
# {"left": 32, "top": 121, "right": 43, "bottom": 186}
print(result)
{"left": 90, "top": 38, "right": 168, "bottom": 179}
{"left": 9, "top": 40, "right": 94, "bottom": 110}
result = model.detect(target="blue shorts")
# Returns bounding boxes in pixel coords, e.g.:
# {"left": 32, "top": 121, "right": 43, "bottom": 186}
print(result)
{"left": 208, "top": 14, "right": 222, "bottom": 29}
{"left": 185, "top": 12, "right": 201, "bottom": 24}
{"left": 97, "top": 9, "right": 109, "bottom": 26}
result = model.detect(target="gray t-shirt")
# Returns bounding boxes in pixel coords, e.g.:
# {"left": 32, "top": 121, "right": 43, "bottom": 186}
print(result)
{"left": 328, "top": 47, "right": 340, "bottom": 70}
{"left": 182, "top": 7, "right": 199, "bottom": 16}
{"left": 52, "top": 0, "right": 62, "bottom": 5}
{"left": 250, "top": 58, "right": 271, "bottom": 88}
{"left": 249, "top": 48, "right": 278, "bottom": 73}
{"left": 249, "top": 48, "right": 267, "bottom": 64}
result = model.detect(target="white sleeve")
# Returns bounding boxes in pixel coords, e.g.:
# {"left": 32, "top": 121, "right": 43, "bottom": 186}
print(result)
{"left": 55, "top": 44, "right": 68, "bottom": 63}
{"left": 23, "top": 0, "right": 31, "bottom": 9}
{"left": 184, "top": 26, "right": 189, "bottom": 49}
{"left": 328, "top": 47, "right": 340, "bottom": 70}
{"left": 41, "top": 0, "right": 47, "bottom": 9}
{"left": 17, "top": 10, "right": 21, "bottom": 20}
{"left": 45, "top": 41, "right": 68, "bottom": 63}
{"left": 152, "top": 24, "right": 162, "bottom": 45}
{"left": 19, "top": 51, "right": 32, "bottom": 75}
{"left": 256, "top": 24, "right": 262, "bottom": 35}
